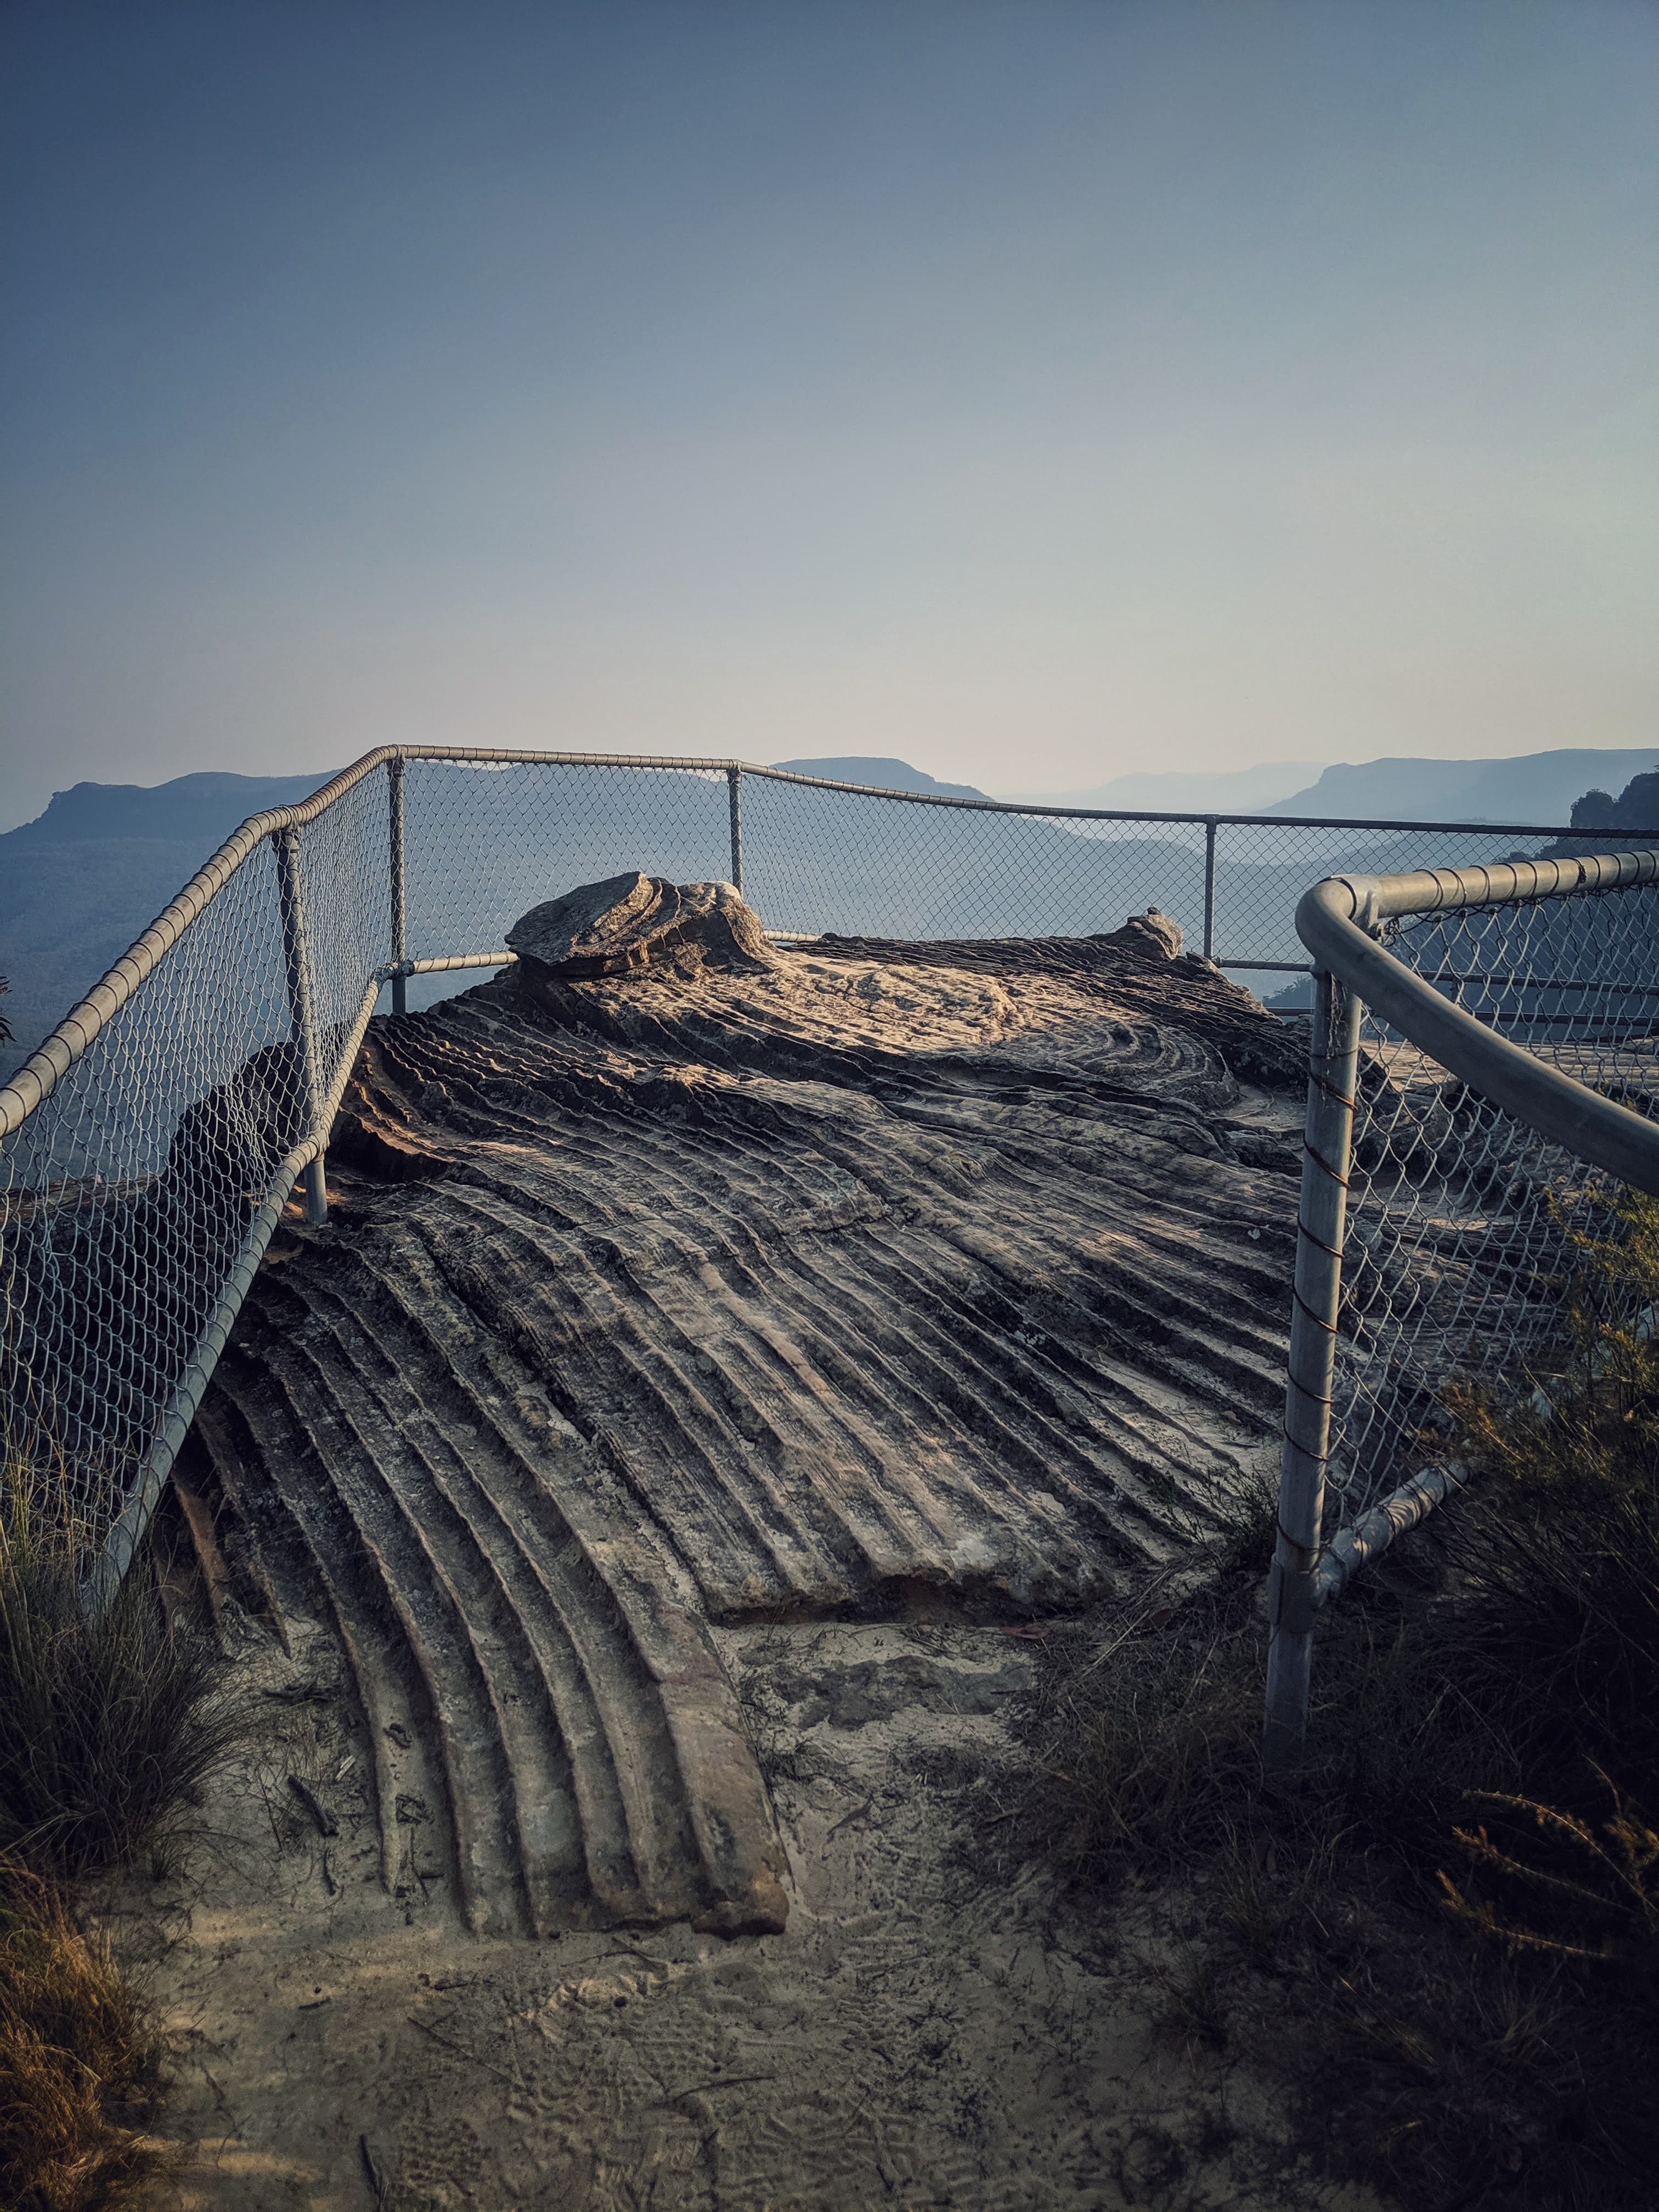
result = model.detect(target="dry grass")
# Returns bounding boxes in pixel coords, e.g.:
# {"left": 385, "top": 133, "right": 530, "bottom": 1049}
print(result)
{"left": 0, "top": 1451, "right": 245, "bottom": 2205}
{"left": 999, "top": 1568, "right": 1657, "bottom": 2208}
{"left": 0, "top": 1454, "right": 241, "bottom": 1877}
{"left": 0, "top": 1854, "right": 171, "bottom": 2211}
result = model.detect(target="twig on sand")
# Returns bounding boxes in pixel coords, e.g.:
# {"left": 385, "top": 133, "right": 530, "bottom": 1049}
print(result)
{"left": 827, "top": 1796, "right": 874, "bottom": 1839}
{"left": 672, "top": 2074, "right": 777, "bottom": 2101}
{"left": 359, "top": 2131, "right": 386, "bottom": 2202}
{"left": 406, "top": 2015, "right": 515, "bottom": 2081}
{"left": 287, "top": 1774, "right": 338, "bottom": 1837}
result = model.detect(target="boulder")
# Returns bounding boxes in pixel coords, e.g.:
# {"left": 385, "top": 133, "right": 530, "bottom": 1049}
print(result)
{"left": 1092, "top": 907, "right": 1184, "bottom": 962}
{"left": 506, "top": 871, "right": 777, "bottom": 986}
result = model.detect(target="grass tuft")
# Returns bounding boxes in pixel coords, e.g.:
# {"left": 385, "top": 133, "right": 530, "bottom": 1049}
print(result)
{"left": 0, "top": 1853, "right": 171, "bottom": 2210}
{"left": 0, "top": 1453, "right": 241, "bottom": 1878}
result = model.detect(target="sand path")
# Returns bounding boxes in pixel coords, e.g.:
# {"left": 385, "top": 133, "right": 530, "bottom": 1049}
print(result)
{"left": 121, "top": 1611, "right": 1383, "bottom": 2212}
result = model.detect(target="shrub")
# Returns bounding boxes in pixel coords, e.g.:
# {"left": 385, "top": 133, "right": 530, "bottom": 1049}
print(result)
{"left": 997, "top": 1190, "right": 1659, "bottom": 2207}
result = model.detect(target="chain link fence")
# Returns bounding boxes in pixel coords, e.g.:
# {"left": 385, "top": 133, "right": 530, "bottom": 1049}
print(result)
{"left": 1264, "top": 851, "right": 1659, "bottom": 1765}
{"left": 0, "top": 757, "right": 394, "bottom": 1592}
{"left": 2, "top": 746, "right": 1650, "bottom": 1601}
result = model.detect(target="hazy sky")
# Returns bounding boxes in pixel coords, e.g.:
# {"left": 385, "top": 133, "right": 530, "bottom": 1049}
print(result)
{"left": 2, "top": 1, "right": 1655, "bottom": 825}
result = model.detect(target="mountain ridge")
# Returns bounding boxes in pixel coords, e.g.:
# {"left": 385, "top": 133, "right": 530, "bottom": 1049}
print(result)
{"left": 1264, "top": 749, "right": 1659, "bottom": 824}
{"left": 998, "top": 762, "right": 1323, "bottom": 814}
{"left": 768, "top": 756, "right": 990, "bottom": 800}
{"left": 0, "top": 769, "right": 338, "bottom": 1082}
{"left": 3, "top": 747, "right": 1647, "bottom": 1084}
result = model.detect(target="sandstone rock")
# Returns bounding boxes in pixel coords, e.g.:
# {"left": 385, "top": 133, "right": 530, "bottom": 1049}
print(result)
{"left": 506, "top": 871, "right": 776, "bottom": 986}
{"left": 1092, "top": 907, "right": 1183, "bottom": 961}
{"left": 190, "top": 903, "right": 1303, "bottom": 1944}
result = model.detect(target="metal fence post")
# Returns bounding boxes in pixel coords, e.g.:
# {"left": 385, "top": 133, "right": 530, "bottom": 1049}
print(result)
{"left": 727, "top": 766, "right": 744, "bottom": 894}
{"left": 273, "top": 825, "right": 329, "bottom": 1225}
{"left": 389, "top": 755, "right": 408, "bottom": 1016}
{"left": 1263, "top": 965, "right": 1361, "bottom": 1773}
{"left": 1203, "top": 819, "right": 1218, "bottom": 960}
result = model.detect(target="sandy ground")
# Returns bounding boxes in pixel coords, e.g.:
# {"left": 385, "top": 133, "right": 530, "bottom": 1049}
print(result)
{"left": 110, "top": 1604, "right": 1386, "bottom": 2212}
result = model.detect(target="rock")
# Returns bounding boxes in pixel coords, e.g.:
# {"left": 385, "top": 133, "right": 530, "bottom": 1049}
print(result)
{"left": 1231, "top": 1130, "right": 1304, "bottom": 1177}
{"left": 768, "top": 1654, "right": 1030, "bottom": 1729}
{"left": 506, "top": 869, "right": 664, "bottom": 972}
{"left": 1092, "top": 909, "right": 1183, "bottom": 962}
{"left": 506, "top": 872, "right": 777, "bottom": 986}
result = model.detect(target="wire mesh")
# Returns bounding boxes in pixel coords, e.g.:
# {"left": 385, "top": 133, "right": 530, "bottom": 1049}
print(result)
{"left": 741, "top": 782, "right": 1578, "bottom": 971}
{"left": 738, "top": 778, "right": 1215, "bottom": 941}
{"left": 1209, "top": 819, "right": 1577, "bottom": 979}
{"left": 399, "top": 758, "right": 733, "bottom": 963}
{"left": 1324, "top": 873, "right": 1659, "bottom": 1528}
{"left": 296, "top": 764, "right": 396, "bottom": 1057}
{"left": 1, "top": 835, "right": 304, "bottom": 1530}
{"left": 0, "top": 764, "right": 397, "bottom": 1537}
{"left": 1, "top": 745, "right": 1649, "bottom": 1565}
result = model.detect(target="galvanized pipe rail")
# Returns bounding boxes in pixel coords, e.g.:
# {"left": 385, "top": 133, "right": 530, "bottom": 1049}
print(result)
{"left": 726, "top": 765, "right": 744, "bottom": 895}
{"left": 388, "top": 756, "right": 408, "bottom": 1018}
{"left": 1264, "top": 847, "right": 1659, "bottom": 1771}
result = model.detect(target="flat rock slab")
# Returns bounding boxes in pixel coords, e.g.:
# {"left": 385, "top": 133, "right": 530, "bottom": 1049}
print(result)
{"left": 193, "top": 900, "right": 1305, "bottom": 1943}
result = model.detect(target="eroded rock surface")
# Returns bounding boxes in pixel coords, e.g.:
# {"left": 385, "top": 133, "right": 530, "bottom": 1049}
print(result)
{"left": 191, "top": 876, "right": 1306, "bottom": 1944}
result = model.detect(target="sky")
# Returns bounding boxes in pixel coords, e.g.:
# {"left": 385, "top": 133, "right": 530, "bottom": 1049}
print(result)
{"left": 1, "top": 0, "right": 1655, "bottom": 826}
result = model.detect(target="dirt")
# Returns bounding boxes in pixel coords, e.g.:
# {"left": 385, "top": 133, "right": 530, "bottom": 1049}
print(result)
{"left": 116, "top": 1606, "right": 1386, "bottom": 2212}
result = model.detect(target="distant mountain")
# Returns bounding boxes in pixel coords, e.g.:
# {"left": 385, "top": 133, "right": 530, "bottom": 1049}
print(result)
{"left": 1266, "top": 750, "right": 1659, "bottom": 825}
{"left": 1260, "top": 760, "right": 1659, "bottom": 1017}
{"left": 769, "top": 757, "right": 991, "bottom": 801}
{"left": 1000, "top": 762, "right": 1324, "bottom": 815}
{"left": 2, "top": 771, "right": 338, "bottom": 850}
{"left": 0, "top": 769, "right": 336, "bottom": 1081}
{"left": 9, "top": 747, "right": 1654, "bottom": 1092}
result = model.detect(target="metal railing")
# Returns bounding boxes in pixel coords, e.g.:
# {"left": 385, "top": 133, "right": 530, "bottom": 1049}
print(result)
{"left": 2, "top": 744, "right": 1651, "bottom": 1606}
{"left": 1264, "top": 850, "right": 1659, "bottom": 1768}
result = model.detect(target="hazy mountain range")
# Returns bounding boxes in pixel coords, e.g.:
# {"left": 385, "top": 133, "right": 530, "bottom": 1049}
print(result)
{"left": 0, "top": 771, "right": 335, "bottom": 1085}
{"left": 1007, "top": 749, "right": 1659, "bottom": 822}
{"left": 3, "top": 746, "right": 1654, "bottom": 1083}
{"left": 1264, "top": 749, "right": 1659, "bottom": 824}
{"left": 770, "top": 757, "right": 991, "bottom": 802}
{"left": 1002, "top": 761, "right": 1324, "bottom": 812}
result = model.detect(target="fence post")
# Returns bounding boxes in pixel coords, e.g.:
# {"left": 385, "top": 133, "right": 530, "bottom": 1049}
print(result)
{"left": 1263, "top": 965, "right": 1361, "bottom": 1773}
{"left": 1203, "top": 819, "right": 1218, "bottom": 960}
{"left": 389, "top": 756, "right": 408, "bottom": 1017}
{"left": 273, "top": 825, "right": 329, "bottom": 1226}
{"left": 727, "top": 766, "right": 744, "bottom": 894}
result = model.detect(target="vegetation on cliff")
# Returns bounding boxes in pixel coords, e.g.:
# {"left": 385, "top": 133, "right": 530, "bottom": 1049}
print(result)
{"left": 997, "top": 1195, "right": 1659, "bottom": 2211}
{"left": 0, "top": 1462, "right": 239, "bottom": 2209}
